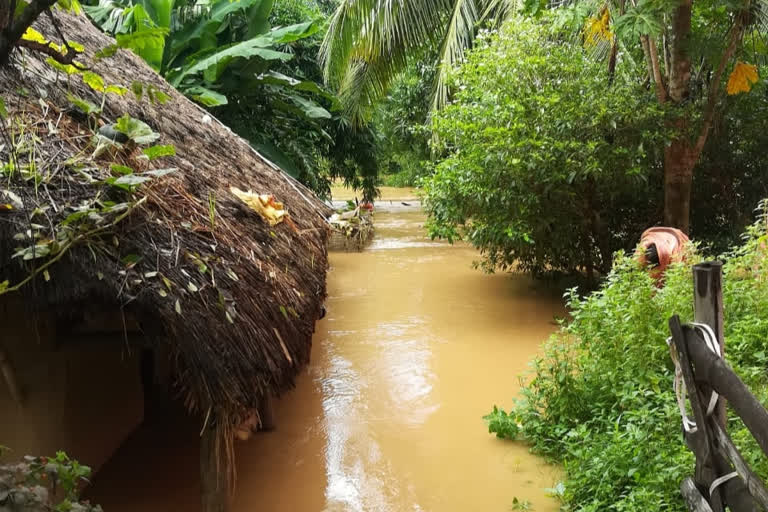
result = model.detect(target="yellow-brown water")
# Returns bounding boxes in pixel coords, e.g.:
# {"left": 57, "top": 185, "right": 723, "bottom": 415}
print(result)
{"left": 88, "top": 191, "right": 564, "bottom": 511}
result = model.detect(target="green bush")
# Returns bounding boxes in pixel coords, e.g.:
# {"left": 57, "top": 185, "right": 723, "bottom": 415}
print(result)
{"left": 424, "top": 16, "right": 667, "bottom": 278}
{"left": 423, "top": 15, "right": 768, "bottom": 278}
{"left": 486, "top": 203, "right": 768, "bottom": 510}
{"left": 379, "top": 162, "right": 430, "bottom": 188}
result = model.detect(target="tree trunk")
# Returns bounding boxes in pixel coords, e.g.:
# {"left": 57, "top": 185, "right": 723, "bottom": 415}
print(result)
{"left": 663, "top": 137, "right": 697, "bottom": 233}
{"left": 662, "top": 0, "right": 696, "bottom": 233}
{"left": 668, "top": 0, "right": 693, "bottom": 103}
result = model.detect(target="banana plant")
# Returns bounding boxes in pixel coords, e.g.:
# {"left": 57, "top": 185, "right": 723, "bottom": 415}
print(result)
{"left": 84, "top": 0, "right": 330, "bottom": 118}
{"left": 166, "top": 17, "right": 324, "bottom": 109}
{"left": 82, "top": 0, "right": 352, "bottom": 186}
{"left": 84, "top": 0, "right": 173, "bottom": 69}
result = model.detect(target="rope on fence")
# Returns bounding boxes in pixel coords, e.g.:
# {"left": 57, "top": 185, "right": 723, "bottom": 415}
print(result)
{"left": 667, "top": 322, "right": 722, "bottom": 433}
{"left": 709, "top": 472, "right": 739, "bottom": 499}
{"left": 668, "top": 321, "right": 740, "bottom": 501}
{"left": 668, "top": 334, "right": 699, "bottom": 433}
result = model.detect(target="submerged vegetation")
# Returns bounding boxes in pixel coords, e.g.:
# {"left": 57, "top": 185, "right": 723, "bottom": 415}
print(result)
{"left": 322, "top": 0, "right": 768, "bottom": 274}
{"left": 485, "top": 204, "right": 768, "bottom": 510}
{"left": 422, "top": 12, "right": 768, "bottom": 278}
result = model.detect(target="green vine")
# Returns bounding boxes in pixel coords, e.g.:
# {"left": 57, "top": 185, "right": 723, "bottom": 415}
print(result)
{"left": 0, "top": 197, "right": 146, "bottom": 296}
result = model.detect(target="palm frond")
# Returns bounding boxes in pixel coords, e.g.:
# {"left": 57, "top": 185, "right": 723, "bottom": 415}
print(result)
{"left": 320, "top": 0, "right": 451, "bottom": 119}
{"left": 752, "top": 0, "right": 768, "bottom": 31}
{"left": 337, "top": 43, "right": 410, "bottom": 124}
{"left": 431, "top": 0, "right": 480, "bottom": 110}
{"left": 319, "top": 0, "right": 367, "bottom": 84}
{"left": 479, "top": 0, "right": 519, "bottom": 24}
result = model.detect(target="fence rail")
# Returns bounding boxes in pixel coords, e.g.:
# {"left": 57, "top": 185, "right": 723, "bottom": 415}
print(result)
{"left": 668, "top": 262, "right": 768, "bottom": 512}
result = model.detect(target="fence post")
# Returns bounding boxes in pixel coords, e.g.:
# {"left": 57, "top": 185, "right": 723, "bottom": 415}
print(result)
{"left": 691, "top": 262, "right": 727, "bottom": 511}
{"left": 692, "top": 261, "right": 726, "bottom": 429}
{"left": 691, "top": 262, "right": 758, "bottom": 512}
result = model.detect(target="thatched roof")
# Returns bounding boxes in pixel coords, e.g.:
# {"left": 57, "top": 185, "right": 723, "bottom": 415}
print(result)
{"left": 0, "top": 10, "right": 332, "bottom": 421}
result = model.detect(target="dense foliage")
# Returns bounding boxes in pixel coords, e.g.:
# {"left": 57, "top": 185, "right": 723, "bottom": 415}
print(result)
{"left": 691, "top": 82, "right": 768, "bottom": 252}
{"left": 423, "top": 13, "right": 768, "bottom": 276}
{"left": 485, "top": 203, "right": 768, "bottom": 510}
{"left": 372, "top": 58, "right": 434, "bottom": 187}
{"left": 214, "top": 0, "right": 379, "bottom": 199}
{"left": 552, "top": 0, "right": 768, "bottom": 232}
{"left": 424, "top": 18, "right": 667, "bottom": 278}
{"left": 83, "top": 0, "right": 378, "bottom": 199}
{"left": 322, "top": 0, "right": 768, "bottom": 233}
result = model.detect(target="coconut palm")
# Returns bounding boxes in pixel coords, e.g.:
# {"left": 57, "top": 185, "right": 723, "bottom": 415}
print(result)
{"left": 319, "top": 0, "right": 518, "bottom": 124}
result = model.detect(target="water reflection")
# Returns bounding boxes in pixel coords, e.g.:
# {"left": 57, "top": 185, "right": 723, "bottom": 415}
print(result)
{"left": 320, "top": 314, "right": 438, "bottom": 512}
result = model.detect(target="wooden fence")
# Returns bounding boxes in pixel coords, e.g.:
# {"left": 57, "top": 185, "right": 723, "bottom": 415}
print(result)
{"left": 668, "top": 262, "right": 768, "bottom": 512}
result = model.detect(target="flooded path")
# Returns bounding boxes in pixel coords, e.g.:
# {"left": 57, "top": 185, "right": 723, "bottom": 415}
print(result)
{"left": 88, "top": 190, "right": 564, "bottom": 511}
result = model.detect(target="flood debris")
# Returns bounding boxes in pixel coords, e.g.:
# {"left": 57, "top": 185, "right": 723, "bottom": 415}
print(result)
{"left": 328, "top": 201, "right": 374, "bottom": 251}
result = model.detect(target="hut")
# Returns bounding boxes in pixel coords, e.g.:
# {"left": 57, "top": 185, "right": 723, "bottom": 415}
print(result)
{"left": 0, "top": 8, "right": 330, "bottom": 512}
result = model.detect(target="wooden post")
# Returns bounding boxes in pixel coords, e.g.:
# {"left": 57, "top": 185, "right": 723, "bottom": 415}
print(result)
{"left": 688, "top": 265, "right": 759, "bottom": 512}
{"left": 691, "top": 264, "right": 729, "bottom": 511}
{"left": 257, "top": 393, "right": 275, "bottom": 432}
{"left": 200, "top": 423, "right": 231, "bottom": 512}
{"left": 693, "top": 262, "right": 726, "bottom": 428}
{"left": 681, "top": 477, "right": 715, "bottom": 512}
{"left": 670, "top": 316, "right": 724, "bottom": 512}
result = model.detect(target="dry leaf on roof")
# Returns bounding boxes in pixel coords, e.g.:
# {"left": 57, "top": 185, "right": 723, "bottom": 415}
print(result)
{"left": 230, "top": 187, "right": 288, "bottom": 226}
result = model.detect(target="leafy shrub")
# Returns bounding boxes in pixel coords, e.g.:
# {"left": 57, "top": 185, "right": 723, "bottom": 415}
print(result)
{"left": 380, "top": 172, "right": 419, "bottom": 188}
{"left": 0, "top": 449, "right": 102, "bottom": 511}
{"left": 424, "top": 16, "right": 667, "bottom": 278}
{"left": 270, "top": 0, "right": 325, "bottom": 25}
{"left": 486, "top": 203, "right": 768, "bottom": 510}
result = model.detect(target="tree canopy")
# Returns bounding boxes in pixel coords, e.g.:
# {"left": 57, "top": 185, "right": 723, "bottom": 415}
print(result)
{"left": 424, "top": 16, "right": 668, "bottom": 277}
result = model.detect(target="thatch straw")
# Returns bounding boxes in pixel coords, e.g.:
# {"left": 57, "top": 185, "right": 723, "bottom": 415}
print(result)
{"left": 0, "top": 10, "right": 331, "bottom": 426}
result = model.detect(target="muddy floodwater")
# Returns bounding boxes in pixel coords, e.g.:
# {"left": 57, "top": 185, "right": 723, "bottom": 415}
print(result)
{"left": 88, "top": 189, "right": 564, "bottom": 511}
